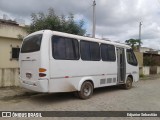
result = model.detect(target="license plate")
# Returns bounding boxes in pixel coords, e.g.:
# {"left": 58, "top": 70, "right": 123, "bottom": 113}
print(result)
{"left": 26, "top": 73, "right": 32, "bottom": 79}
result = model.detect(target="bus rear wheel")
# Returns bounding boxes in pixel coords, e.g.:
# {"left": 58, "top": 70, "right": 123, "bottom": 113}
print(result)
{"left": 123, "top": 77, "right": 133, "bottom": 89}
{"left": 78, "top": 81, "right": 93, "bottom": 99}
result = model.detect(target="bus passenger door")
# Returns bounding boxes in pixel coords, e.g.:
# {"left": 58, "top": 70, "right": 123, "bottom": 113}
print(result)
{"left": 116, "top": 48, "right": 126, "bottom": 83}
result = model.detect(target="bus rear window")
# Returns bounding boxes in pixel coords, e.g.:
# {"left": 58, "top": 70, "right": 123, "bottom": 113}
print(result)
{"left": 21, "top": 34, "right": 42, "bottom": 53}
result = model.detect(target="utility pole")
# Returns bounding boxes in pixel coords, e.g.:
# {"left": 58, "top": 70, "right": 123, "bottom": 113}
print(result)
{"left": 92, "top": 0, "right": 96, "bottom": 38}
{"left": 139, "top": 22, "right": 142, "bottom": 51}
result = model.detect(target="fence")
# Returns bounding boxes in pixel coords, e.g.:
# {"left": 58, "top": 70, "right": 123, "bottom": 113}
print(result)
{"left": 142, "top": 66, "right": 160, "bottom": 75}
{"left": 0, "top": 68, "right": 20, "bottom": 87}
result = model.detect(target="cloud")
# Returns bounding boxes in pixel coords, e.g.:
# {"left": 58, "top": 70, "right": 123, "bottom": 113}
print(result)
{"left": 0, "top": 0, "right": 160, "bottom": 49}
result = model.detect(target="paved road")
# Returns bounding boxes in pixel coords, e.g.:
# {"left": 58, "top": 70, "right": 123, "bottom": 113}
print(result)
{"left": 0, "top": 77, "right": 160, "bottom": 120}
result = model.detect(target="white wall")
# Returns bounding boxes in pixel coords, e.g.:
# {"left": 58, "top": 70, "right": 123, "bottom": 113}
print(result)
{"left": 157, "top": 66, "right": 160, "bottom": 74}
{"left": 0, "top": 24, "right": 27, "bottom": 39}
{"left": 142, "top": 66, "right": 150, "bottom": 75}
{"left": 0, "top": 22, "right": 27, "bottom": 87}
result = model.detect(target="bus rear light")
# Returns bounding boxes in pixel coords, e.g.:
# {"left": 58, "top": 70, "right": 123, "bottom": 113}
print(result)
{"left": 39, "top": 68, "right": 47, "bottom": 72}
{"left": 39, "top": 73, "right": 46, "bottom": 77}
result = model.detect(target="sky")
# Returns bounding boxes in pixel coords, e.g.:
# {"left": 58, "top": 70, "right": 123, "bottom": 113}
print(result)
{"left": 0, "top": 0, "right": 160, "bottom": 49}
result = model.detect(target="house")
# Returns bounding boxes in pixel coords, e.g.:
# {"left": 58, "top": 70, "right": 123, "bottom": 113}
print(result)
{"left": 0, "top": 19, "right": 27, "bottom": 87}
{"left": 138, "top": 47, "right": 160, "bottom": 75}
{"left": 139, "top": 47, "right": 153, "bottom": 53}
{"left": 147, "top": 50, "right": 160, "bottom": 55}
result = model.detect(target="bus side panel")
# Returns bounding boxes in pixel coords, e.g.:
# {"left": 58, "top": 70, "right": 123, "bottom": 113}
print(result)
{"left": 48, "top": 60, "right": 117, "bottom": 92}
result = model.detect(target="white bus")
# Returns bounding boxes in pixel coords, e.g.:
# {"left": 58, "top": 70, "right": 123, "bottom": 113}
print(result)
{"left": 19, "top": 30, "right": 139, "bottom": 99}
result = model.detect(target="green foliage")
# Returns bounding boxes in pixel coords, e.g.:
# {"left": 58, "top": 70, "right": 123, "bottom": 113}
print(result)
{"left": 143, "top": 56, "right": 157, "bottom": 66}
{"left": 27, "top": 8, "right": 86, "bottom": 35}
{"left": 125, "top": 39, "right": 142, "bottom": 50}
{"left": 139, "top": 74, "right": 145, "bottom": 78}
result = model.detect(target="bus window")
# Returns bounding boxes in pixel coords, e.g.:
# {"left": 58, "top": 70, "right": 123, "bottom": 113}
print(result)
{"left": 90, "top": 42, "right": 100, "bottom": 61}
{"left": 52, "top": 36, "right": 79, "bottom": 60}
{"left": 80, "top": 41, "right": 91, "bottom": 60}
{"left": 80, "top": 41, "right": 100, "bottom": 61}
{"left": 126, "top": 49, "right": 138, "bottom": 66}
{"left": 101, "top": 44, "right": 116, "bottom": 61}
{"left": 21, "top": 34, "right": 42, "bottom": 53}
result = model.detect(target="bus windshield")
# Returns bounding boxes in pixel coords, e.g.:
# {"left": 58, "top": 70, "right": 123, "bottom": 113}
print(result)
{"left": 21, "top": 34, "right": 42, "bottom": 53}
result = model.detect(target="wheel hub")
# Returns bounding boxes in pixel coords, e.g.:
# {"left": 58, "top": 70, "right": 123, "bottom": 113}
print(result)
{"left": 83, "top": 85, "right": 91, "bottom": 96}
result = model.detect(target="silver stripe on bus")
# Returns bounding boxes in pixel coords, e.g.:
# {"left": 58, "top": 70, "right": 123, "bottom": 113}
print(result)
{"left": 50, "top": 73, "right": 117, "bottom": 79}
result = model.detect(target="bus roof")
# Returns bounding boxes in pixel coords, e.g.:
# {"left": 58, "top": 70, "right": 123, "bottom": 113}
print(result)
{"left": 27, "top": 30, "right": 131, "bottom": 49}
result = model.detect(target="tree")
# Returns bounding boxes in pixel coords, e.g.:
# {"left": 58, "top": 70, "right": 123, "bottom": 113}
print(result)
{"left": 125, "top": 38, "right": 142, "bottom": 50}
{"left": 27, "top": 8, "right": 86, "bottom": 36}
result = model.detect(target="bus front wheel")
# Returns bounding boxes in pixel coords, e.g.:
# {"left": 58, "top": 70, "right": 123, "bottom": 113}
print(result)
{"left": 78, "top": 81, "right": 93, "bottom": 99}
{"left": 123, "top": 77, "right": 133, "bottom": 89}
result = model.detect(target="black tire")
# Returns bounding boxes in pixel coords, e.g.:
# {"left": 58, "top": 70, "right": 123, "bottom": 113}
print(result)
{"left": 123, "top": 77, "right": 133, "bottom": 89}
{"left": 78, "top": 81, "right": 93, "bottom": 99}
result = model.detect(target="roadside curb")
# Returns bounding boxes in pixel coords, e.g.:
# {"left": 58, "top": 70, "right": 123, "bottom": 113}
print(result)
{"left": 0, "top": 87, "right": 39, "bottom": 101}
{"left": 140, "top": 74, "right": 160, "bottom": 80}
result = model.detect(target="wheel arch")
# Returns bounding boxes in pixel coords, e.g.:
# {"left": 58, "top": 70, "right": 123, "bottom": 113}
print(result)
{"left": 127, "top": 74, "right": 133, "bottom": 82}
{"left": 77, "top": 77, "right": 94, "bottom": 91}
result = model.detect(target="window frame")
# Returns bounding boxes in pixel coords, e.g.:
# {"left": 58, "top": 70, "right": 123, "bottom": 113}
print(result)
{"left": 80, "top": 40, "right": 100, "bottom": 61}
{"left": 21, "top": 34, "right": 43, "bottom": 53}
{"left": 80, "top": 40, "right": 91, "bottom": 61}
{"left": 100, "top": 43, "right": 116, "bottom": 62}
{"left": 10, "top": 46, "right": 20, "bottom": 60}
{"left": 52, "top": 35, "right": 80, "bottom": 60}
{"left": 126, "top": 49, "right": 138, "bottom": 66}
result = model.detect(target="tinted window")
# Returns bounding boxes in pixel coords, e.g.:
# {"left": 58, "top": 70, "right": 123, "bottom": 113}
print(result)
{"left": 53, "top": 37, "right": 66, "bottom": 59}
{"left": 21, "top": 34, "right": 42, "bottom": 53}
{"left": 80, "top": 41, "right": 100, "bottom": 61}
{"left": 127, "top": 49, "right": 138, "bottom": 66}
{"left": 52, "top": 36, "right": 79, "bottom": 60}
{"left": 101, "top": 44, "right": 108, "bottom": 61}
{"left": 108, "top": 45, "right": 116, "bottom": 61}
{"left": 90, "top": 42, "right": 100, "bottom": 61}
{"left": 80, "top": 41, "right": 90, "bottom": 60}
{"left": 101, "top": 44, "right": 116, "bottom": 61}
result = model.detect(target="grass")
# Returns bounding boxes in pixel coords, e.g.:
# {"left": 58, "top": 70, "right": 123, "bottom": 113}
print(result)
{"left": 139, "top": 74, "right": 145, "bottom": 78}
